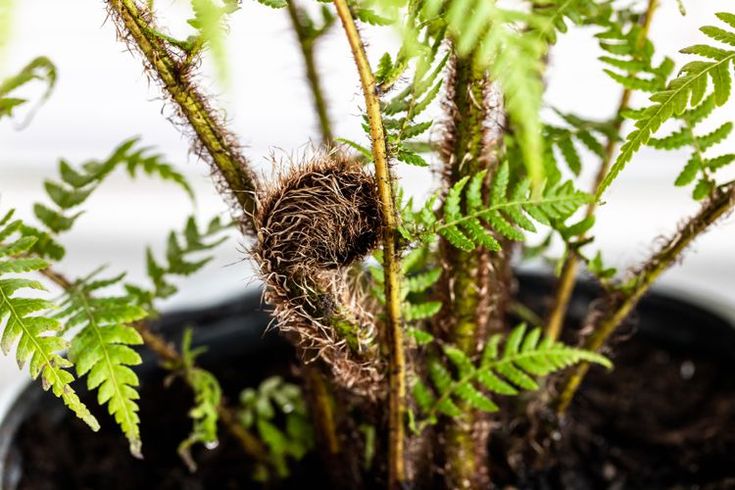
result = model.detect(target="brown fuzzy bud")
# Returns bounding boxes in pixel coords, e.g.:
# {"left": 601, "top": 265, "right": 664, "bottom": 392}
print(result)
{"left": 253, "top": 153, "right": 385, "bottom": 397}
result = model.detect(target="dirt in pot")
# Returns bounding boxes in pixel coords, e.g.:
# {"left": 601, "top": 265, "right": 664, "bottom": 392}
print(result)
{"left": 8, "top": 333, "right": 327, "bottom": 490}
{"left": 490, "top": 326, "right": 735, "bottom": 489}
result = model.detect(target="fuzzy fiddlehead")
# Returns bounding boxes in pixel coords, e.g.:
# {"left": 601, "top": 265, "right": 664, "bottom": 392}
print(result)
{"left": 254, "top": 154, "right": 385, "bottom": 396}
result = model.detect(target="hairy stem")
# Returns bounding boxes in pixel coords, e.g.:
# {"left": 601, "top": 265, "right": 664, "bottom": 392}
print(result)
{"left": 556, "top": 182, "right": 735, "bottom": 412}
{"left": 436, "top": 54, "right": 508, "bottom": 489}
{"left": 332, "top": 0, "right": 406, "bottom": 486}
{"left": 105, "top": 0, "right": 258, "bottom": 222}
{"left": 545, "top": 0, "right": 659, "bottom": 340}
{"left": 38, "top": 267, "right": 269, "bottom": 464}
{"left": 286, "top": 0, "right": 333, "bottom": 144}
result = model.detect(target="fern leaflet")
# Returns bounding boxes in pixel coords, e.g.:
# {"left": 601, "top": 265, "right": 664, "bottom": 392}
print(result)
{"left": 646, "top": 93, "right": 733, "bottom": 199}
{"left": 0, "top": 211, "right": 99, "bottom": 431}
{"left": 63, "top": 271, "right": 147, "bottom": 457}
{"left": 172, "top": 328, "right": 222, "bottom": 471}
{"left": 599, "top": 12, "right": 735, "bottom": 197}
{"left": 431, "top": 162, "right": 591, "bottom": 252}
{"left": 413, "top": 324, "right": 610, "bottom": 428}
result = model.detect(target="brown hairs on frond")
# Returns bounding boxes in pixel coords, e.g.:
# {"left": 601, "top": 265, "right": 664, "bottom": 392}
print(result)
{"left": 253, "top": 152, "right": 385, "bottom": 397}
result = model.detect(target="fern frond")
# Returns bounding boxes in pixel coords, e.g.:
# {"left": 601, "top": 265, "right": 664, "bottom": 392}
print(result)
{"left": 434, "top": 162, "right": 591, "bottom": 252}
{"left": 599, "top": 12, "right": 735, "bottom": 197}
{"left": 644, "top": 88, "right": 734, "bottom": 199}
{"left": 369, "top": 242, "right": 443, "bottom": 323}
{"left": 132, "top": 216, "right": 231, "bottom": 307}
{"left": 189, "top": 0, "right": 240, "bottom": 82}
{"left": 530, "top": 0, "right": 609, "bottom": 45}
{"left": 0, "top": 216, "right": 98, "bottom": 431}
{"left": 238, "top": 376, "right": 314, "bottom": 479}
{"left": 414, "top": 324, "right": 610, "bottom": 428}
{"left": 175, "top": 328, "right": 222, "bottom": 471}
{"left": 0, "top": 56, "right": 56, "bottom": 122}
{"left": 33, "top": 138, "right": 193, "bottom": 239}
{"left": 63, "top": 272, "right": 147, "bottom": 457}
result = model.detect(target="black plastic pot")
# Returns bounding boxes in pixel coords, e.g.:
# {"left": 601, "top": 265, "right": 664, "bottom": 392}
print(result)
{"left": 1, "top": 274, "right": 734, "bottom": 489}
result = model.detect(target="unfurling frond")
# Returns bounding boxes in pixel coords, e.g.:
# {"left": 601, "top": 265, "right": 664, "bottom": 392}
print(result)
{"left": 599, "top": 12, "right": 735, "bottom": 197}
{"left": 63, "top": 272, "right": 147, "bottom": 457}
{"left": 253, "top": 154, "right": 384, "bottom": 395}
{"left": 412, "top": 324, "right": 610, "bottom": 428}
{"left": 0, "top": 210, "right": 99, "bottom": 431}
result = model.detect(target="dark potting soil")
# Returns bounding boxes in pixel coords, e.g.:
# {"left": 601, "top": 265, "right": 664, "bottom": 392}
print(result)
{"left": 489, "top": 329, "right": 735, "bottom": 490}
{"left": 8, "top": 329, "right": 326, "bottom": 490}
{"left": 6, "top": 280, "right": 735, "bottom": 489}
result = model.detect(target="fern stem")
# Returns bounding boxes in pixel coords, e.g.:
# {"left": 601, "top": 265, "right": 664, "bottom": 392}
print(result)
{"left": 332, "top": 1, "right": 406, "bottom": 486}
{"left": 37, "top": 266, "right": 271, "bottom": 464}
{"left": 545, "top": 0, "right": 660, "bottom": 341}
{"left": 437, "top": 54, "right": 506, "bottom": 489}
{"left": 556, "top": 182, "right": 735, "bottom": 412}
{"left": 105, "top": 0, "right": 259, "bottom": 222}
{"left": 286, "top": 0, "right": 333, "bottom": 144}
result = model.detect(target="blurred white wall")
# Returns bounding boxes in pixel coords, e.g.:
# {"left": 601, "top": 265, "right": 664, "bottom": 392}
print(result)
{"left": 1, "top": 1, "right": 734, "bottom": 395}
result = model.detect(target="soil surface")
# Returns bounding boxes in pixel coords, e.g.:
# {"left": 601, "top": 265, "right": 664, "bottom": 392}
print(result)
{"left": 489, "top": 328, "right": 735, "bottom": 489}
{"left": 5, "top": 285, "right": 735, "bottom": 489}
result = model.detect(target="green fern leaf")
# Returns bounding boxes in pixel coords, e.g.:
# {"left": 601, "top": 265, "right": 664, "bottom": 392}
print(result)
{"left": 0, "top": 228, "right": 99, "bottom": 431}
{"left": 0, "top": 57, "right": 57, "bottom": 123}
{"left": 65, "top": 275, "right": 147, "bottom": 457}
{"left": 404, "top": 301, "right": 442, "bottom": 321}
{"left": 415, "top": 323, "right": 610, "bottom": 426}
{"left": 599, "top": 13, "right": 735, "bottom": 197}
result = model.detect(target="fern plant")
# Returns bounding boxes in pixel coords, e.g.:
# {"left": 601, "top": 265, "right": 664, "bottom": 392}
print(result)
{"left": 412, "top": 324, "right": 610, "bottom": 429}
{"left": 2, "top": 1, "right": 735, "bottom": 489}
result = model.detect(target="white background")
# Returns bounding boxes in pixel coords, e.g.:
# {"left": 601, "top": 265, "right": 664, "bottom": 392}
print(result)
{"left": 1, "top": 0, "right": 734, "bottom": 400}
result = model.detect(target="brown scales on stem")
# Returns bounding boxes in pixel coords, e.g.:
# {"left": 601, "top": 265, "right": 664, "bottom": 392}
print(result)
{"left": 434, "top": 53, "right": 512, "bottom": 489}
{"left": 105, "top": 0, "right": 259, "bottom": 227}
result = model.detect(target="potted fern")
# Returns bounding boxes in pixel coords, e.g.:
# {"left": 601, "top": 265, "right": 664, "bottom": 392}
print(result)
{"left": 2, "top": 0, "right": 735, "bottom": 488}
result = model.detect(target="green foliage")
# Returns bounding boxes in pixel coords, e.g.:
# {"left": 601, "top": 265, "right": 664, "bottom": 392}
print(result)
{"left": 430, "top": 163, "right": 591, "bottom": 252}
{"left": 370, "top": 245, "right": 443, "bottom": 323}
{"left": 412, "top": 324, "right": 610, "bottom": 428}
{"left": 0, "top": 56, "right": 56, "bottom": 122}
{"left": 130, "top": 216, "right": 231, "bottom": 308}
{"left": 0, "top": 210, "right": 99, "bottom": 431}
{"left": 32, "top": 137, "right": 193, "bottom": 242}
{"left": 530, "top": 0, "right": 609, "bottom": 45}
{"left": 544, "top": 110, "right": 617, "bottom": 176}
{"left": 189, "top": 0, "right": 240, "bottom": 82}
{"left": 238, "top": 376, "right": 314, "bottom": 480}
{"left": 415, "top": 0, "right": 555, "bottom": 187}
{"left": 2, "top": 140, "right": 229, "bottom": 454}
{"left": 646, "top": 93, "right": 734, "bottom": 199}
{"left": 595, "top": 11, "right": 673, "bottom": 94}
{"left": 63, "top": 271, "right": 147, "bottom": 457}
{"left": 174, "top": 329, "right": 222, "bottom": 471}
{"left": 599, "top": 12, "right": 735, "bottom": 197}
